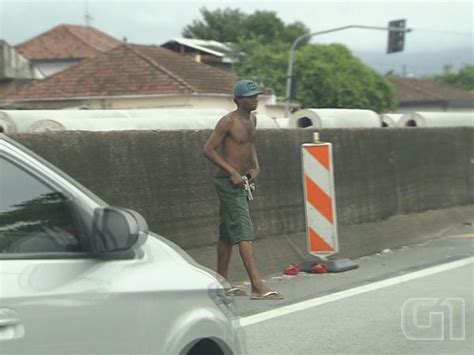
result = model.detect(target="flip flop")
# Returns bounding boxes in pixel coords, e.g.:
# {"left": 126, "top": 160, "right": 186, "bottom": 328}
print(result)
{"left": 226, "top": 287, "right": 248, "bottom": 296}
{"left": 311, "top": 263, "right": 328, "bottom": 274}
{"left": 299, "top": 257, "right": 325, "bottom": 273}
{"left": 250, "top": 291, "right": 284, "bottom": 300}
{"left": 283, "top": 263, "right": 300, "bottom": 276}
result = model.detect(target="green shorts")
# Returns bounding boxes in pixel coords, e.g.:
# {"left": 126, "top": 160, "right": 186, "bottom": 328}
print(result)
{"left": 214, "top": 176, "right": 254, "bottom": 245}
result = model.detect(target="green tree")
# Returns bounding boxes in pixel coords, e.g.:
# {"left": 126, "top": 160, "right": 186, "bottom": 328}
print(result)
{"left": 182, "top": 8, "right": 309, "bottom": 45}
{"left": 182, "top": 8, "right": 246, "bottom": 42}
{"left": 235, "top": 38, "right": 289, "bottom": 95}
{"left": 434, "top": 65, "right": 474, "bottom": 90}
{"left": 236, "top": 43, "right": 397, "bottom": 113}
{"left": 182, "top": 7, "right": 397, "bottom": 113}
{"left": 296, "top": 44, "right": 397, "bottom": 112}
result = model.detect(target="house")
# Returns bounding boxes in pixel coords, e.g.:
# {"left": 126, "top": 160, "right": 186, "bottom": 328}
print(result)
{"left": 15, "top": 24, "right": 122, "bottom": 77}
{"left": 161, "top": 38, "right": 237, "bottom": 73}
{"left": 389, "top": 76, "right": 473, "bottom": 113}
{"left": 0, "top": 40, "right": 44, "bottom": 99}
{"left": 4, "top": 43, "right": 281, "bottom": 116}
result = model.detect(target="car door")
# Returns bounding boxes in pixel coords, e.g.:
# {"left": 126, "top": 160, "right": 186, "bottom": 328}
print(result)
{"left": 0, "top": 146, "right": 148, "bottom": 353}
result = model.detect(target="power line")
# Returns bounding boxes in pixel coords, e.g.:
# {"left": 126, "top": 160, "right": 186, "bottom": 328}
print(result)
{"left": 414, "top": 28, "right": 473, "bottom": 37}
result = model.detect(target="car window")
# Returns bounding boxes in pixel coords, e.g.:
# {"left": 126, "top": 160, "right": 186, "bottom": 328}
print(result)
{"left": 0, "top": 157, "right": 83, "bottom": 254}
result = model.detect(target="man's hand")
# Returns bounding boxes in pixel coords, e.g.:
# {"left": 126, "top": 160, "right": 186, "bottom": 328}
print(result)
{"left": 230, "top": 172, "right": 244, "bottom": 187}
{"left": 248, "top": 168, "right": 260, "bottom": 183}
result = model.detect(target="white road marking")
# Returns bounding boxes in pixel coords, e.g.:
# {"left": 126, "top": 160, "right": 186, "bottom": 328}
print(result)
{"left": 238, "top": 256, "right": 474, "bottom": 327}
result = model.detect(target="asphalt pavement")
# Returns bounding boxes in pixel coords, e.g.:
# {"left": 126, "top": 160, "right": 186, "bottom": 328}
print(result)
{"left": 232, "top": 223, "right": 474, "bottom": 354}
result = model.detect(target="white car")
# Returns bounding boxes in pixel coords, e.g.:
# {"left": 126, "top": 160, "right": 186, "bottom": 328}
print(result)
{"left": 0, "top": 134, "right": 244, "bottom": 354}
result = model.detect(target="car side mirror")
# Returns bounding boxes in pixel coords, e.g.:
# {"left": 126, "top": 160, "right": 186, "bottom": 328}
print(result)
{"left": 92, "top": 207, "right": 148, "bottom": 258}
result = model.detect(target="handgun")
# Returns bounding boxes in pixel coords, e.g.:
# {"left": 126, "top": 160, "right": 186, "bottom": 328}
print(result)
{"left": 242, "top": 174, "right": 256, "bottom": 201}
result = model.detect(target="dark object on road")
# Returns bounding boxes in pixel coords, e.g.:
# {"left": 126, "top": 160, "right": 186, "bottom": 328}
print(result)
{"left": 326, "top": 258, "right": 359, "bottom": 273}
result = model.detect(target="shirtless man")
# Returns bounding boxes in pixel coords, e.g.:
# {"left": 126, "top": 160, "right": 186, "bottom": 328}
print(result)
{"left": 203, "top": 79, "right": 283, "bottom": 300}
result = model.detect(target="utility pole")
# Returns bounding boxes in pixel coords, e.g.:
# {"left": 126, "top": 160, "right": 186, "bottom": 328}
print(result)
{"left": 285, "top": 23, "right": 412, "bottom": 117}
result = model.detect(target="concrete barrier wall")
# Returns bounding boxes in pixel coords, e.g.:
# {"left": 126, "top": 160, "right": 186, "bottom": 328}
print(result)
{"left": 11, "top": 128, "right": 474, "bottom": 277}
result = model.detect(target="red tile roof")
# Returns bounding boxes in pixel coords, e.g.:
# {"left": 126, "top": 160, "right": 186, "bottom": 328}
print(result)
{"left": 15, "top": 24, "right": 121, "bottom": 61}
{"left": 389, "top": 76, "right": 473, "bottom": 103}
{"left": 8, "top": 44, "right": 239, "bottom": 99}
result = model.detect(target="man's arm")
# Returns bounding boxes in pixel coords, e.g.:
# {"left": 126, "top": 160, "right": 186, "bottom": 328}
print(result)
{"left": 248, "top": 145, "right": 260, "bottom": 182}
{"left": 203, "top": 116, "right": 243, "bottom": 186}
{"left": 248, "top": 114, "right": 260, "bottom": 182}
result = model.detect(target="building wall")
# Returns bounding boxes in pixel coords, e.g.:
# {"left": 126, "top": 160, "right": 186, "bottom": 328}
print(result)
{"left": 397, "top": 102, "right": 473, "bottom": 113}
{"left": 396, "top": 104, "right": 445, "bottom": 114}
{"left": 0, "top": 42, "right": 44, "bottom": 80}
{"left": 9, "top": 94, "right": 288, "bottom": 118}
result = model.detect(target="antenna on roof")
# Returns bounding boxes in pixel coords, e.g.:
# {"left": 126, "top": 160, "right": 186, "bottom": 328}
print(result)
{"left": 84, "top": 0, "right": 93, "bottom": 27}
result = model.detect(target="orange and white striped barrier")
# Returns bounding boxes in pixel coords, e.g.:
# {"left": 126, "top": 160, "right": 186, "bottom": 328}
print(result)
{"left": 302, "top": 133, "right": 339, "bottom": 257}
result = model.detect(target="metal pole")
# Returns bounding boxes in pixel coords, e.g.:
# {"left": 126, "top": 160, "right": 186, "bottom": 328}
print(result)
{"left": 285, "top": 24, "right": 412, "bottom": 117}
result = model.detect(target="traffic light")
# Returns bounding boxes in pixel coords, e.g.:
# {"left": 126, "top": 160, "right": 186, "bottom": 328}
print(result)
{"left": 387, "top": 19, "right": 406, "bottom": 53}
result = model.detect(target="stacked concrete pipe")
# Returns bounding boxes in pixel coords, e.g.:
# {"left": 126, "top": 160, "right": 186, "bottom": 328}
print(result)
{"left": 289, "top": 108, "right": 382, "bottom": 129}
{"left": 0, "top": 109, "right": 280, "bottom": 133}
{"left": 398, "top": 112, "right": 474, "bottom": 127}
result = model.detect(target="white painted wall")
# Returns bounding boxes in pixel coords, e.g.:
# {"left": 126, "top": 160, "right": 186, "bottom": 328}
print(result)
{"left": 35, "top": 93, "right": 288, "bottom": 118}
{"left": 0, "top": 42, "right": 44, "bottom": 79}
{"left": 34, "top": 60, "right": 81, "bottom": 77}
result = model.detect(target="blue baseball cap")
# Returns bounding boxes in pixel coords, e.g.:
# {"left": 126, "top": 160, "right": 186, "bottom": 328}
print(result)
{"left": 233, "top": 79, "right": 262, "bottom": 97}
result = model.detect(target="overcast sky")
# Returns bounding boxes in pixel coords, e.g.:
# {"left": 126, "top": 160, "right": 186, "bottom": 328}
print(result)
{"left": 0, "top": 0, "right": 472, "bottom": 76}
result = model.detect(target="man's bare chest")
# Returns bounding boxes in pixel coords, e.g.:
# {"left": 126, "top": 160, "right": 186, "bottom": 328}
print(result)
{"left": 229, "top": 119, "right": 255, "bottom": 144}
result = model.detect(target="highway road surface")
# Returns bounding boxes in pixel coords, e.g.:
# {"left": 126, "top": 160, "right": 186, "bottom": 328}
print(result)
{"left": 233, "top": 225, "right": 474, "bottom": 354}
